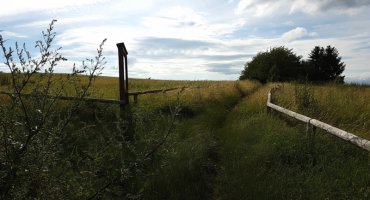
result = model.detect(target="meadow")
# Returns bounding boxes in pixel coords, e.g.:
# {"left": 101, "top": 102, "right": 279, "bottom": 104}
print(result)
{"left": 0, "top": 73, "right": 369, "bottom": 199}
{"left": 274, "top": 83, "right": 370, "bottom": 140}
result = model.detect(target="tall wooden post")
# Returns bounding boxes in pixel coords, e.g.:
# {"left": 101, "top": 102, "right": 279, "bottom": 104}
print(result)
{"left": 307, "top": 121, "right": 317, "bottom": 166}
{"left": 117, "top": 42, "right": 133, "bottom": 140}
{"left": 116, "top": 42, "right": 129, "bottom": 107}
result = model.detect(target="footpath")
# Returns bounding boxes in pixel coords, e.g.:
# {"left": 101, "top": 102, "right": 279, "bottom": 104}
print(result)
{"left": 212, "top": 85, "right": 369, "bottom": 200}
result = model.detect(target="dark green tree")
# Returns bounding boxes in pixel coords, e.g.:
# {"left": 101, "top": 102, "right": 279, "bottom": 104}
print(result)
{"left": 307, "top": 45, "right": 345, "bottom": 82}
{"left": 239, "top": 46, "right": 302, "bottom": 83}
{"left": 239, "top": 51, "right": 270, "bottom": 83}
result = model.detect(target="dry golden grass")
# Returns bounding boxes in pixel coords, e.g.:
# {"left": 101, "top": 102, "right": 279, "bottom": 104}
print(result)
{"left": 274, "top": 83, "right": 370, "bottom": 140}
{"left": 126, "top": 80, "right": 260, "bottom": 110}
{"left": 0, "top": 73, "right": 260, "bottom": 115}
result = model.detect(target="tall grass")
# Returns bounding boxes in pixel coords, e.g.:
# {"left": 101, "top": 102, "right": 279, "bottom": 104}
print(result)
{"left": 1, "top": 74, "right": 369, "bottom": 199}
{"left": 52, "top": 77, "right": 260, "bottom": 198}
{"left": 135, "top": 80, "right": 260, "bottom": 199}
{"left": 215, "top": 84, "right": 369, "bottom": 199}
{"left": 274, "top": 83, "right": 370, "bottom": 140}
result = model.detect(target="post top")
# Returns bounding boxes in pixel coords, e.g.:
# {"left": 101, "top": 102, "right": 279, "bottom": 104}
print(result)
{"left": 116, "top": 42, "right": 128, "bottom": 55}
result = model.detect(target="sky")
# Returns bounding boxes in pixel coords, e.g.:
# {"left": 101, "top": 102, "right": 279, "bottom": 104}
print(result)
{"left": 0, "top": 0, "right": 370, "bottom": 82}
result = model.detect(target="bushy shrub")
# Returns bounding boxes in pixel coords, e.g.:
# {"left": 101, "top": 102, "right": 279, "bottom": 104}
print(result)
{"left": 0, "top": 20, "right": 112, "bottom": 199}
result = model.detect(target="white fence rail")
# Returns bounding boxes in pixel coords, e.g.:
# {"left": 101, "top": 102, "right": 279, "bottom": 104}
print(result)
{"left": 267, "top": 89, "right": 370, "bottom": 152}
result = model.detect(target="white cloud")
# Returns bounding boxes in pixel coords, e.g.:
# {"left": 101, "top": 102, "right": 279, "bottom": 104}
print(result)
{"left": 235, "top": 0, "right": 254, "bottom": 15}
{"left": 0, "top": 0, "right": 109, "bottom": 18}
{"left": 56, "top": 26, "right": 138, "bottom": 49}
{"left": 289, "top": 0, "right": 320, "bottom": 15}
{"left": 4, "top": 29, "right": 368, "bottom": 81}
{"left": 16, "top": 15, "right": 109, "bottom": 28}
{"left": 235, "top": 0, "right": 370, "bottom": 17}
{"left": 52, "top": 7, "right": 243, "bottom": 75}
{"left": 290, "top": 0, "right": 370, "bottom": 15}
{"left": 0, "top": 31, "right": 28, "bottom": 38}
{"left": 142, "top": 6, "right": 246, "bottom": 40}
{"left": 235, "top": 0, "right": 290, "bottom": 16}
{"left": 142, "top": 6, "right": 208, "bottom": 40}
{"left": 281, "top": 27, "right": 309, "bottom": 42}
{"left": 1, "top": 0, "right": 370, "bottom": 81}
{"left": 0, "top": 63, "right": 8, "bottom": 72}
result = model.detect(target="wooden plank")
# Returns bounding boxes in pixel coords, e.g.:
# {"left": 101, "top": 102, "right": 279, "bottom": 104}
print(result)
{"left": 310, "top": 119, "right": 370, "bottom": 151}
{"left": 267, "top": 91, "right": 370, "bottom": 152}
{"left": 128, "top": 86, "right": 203, "bottom": 96}
{"left": 267, "top": 101, "right": 312, "bottom": 123}
{"left": 128, "top": 87, "right": 184, "bottom": 95}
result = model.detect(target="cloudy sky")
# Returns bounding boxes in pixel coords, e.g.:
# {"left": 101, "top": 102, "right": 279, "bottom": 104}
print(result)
{"left": 1, "top": 0, "right": 370, "bottom": 82}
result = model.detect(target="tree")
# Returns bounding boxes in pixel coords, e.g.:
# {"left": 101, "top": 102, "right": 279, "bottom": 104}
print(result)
{"left": 307, "top": 45, "right": 345, "bottom": 82}
{"left": 239, "top": 46, "right": 302, "bottom": 83}
{"left": 239, "top": 51, "right": 270, "bottom": 83}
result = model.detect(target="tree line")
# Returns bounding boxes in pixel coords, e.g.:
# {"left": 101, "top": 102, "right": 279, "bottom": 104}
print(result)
{"left": 239, "top": 45, "right": 346, "bottom": 83}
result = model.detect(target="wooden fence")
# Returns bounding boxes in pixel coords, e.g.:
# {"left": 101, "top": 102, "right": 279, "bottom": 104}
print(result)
{"left": 267, "top": 88, "right": 370, "bottom": 152}
{"left": 0, "top": 42, "right": 204, "bottom": 106}
{"left": 0, "top": 86, "right": 200, "bottom": 105}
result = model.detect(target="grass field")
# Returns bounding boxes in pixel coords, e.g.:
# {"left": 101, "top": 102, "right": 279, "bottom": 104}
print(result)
{"left": 215, "top": 84, "right": 369, "bottom": 199}
{"left": 274, "top": 83, "right": 370, "bottom": 140}
{"left": 0, "top": 74, "right": 369, "bottom": 199}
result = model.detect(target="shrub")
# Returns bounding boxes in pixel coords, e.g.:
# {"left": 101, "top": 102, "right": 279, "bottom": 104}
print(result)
{"left": 0, "top": 20, "right": 109, "bottom": 199}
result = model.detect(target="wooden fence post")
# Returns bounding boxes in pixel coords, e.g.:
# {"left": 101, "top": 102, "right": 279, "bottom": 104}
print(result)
{"left": 116, "top": 42, "right": 133, "bottom": 140}
{"left": 116, "top": 42, "right": 129, "bottom": 107}
{"left": 266, "top": 90, "right": 370, "bottom": 152}
{"left": 267, "top": 91, "right": 272, "bottom": 113}
{"left": 267, "top": 87, "right": 278, "bottom": 114}
{"left": 307, "top": 120, "right": 317, "bottom": 166}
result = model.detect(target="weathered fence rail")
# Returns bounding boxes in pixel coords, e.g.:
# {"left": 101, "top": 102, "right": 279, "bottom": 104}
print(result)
{"left": 0, "top": 86, "right": 201, "bottom": 105}
{"left": 267, "top": 89, "right": 370, "bottom": 152}
{"left": 0, "top": 42, "right": 205, "bottom": 106}
{"left": 129, "top": 86, "right": 203, "bottom": 103}
{"left": 0, "top": 90, "right": 126, "bottom": 104}
{"left": 129, "top": 87, "right": 184, "bottom": 95}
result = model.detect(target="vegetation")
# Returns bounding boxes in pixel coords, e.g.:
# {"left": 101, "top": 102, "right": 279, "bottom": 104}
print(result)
{"left": 215, "top": 84, "right": 369, "bottom": 199}
{"left": 239, "top": 47, "right": 302, "bottom": 83}
{"left": 0, "top": 21, "right": 369, "bottom": 199}
{"left": 0, "top": 20, "right": 109, "bottom": 199}
{"left": 306, "top": 45, "right": 345, "bottom": 82}
{"left": 275, "top": 83, "right": 370, "bottom": 140}
{"left": 239, "top": 46, "right": 346, "bottom": 83}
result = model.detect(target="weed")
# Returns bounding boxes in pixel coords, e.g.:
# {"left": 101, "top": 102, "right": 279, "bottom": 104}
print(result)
{"left": 294, "top": 83, "right": 318, "bottom": 115}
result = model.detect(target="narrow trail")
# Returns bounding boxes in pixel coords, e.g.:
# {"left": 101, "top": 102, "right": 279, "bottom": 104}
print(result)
{"left": 144, "top": 83, "right": 369, "bottom": 200}
{"left": 204, "top": 84, "right": 263, "bottom": 199}
{"left": 210, "top": 84, "right": 369, "bottom": 200}
{"left": 141, "top": 82, "right": 263, "bottom": 200}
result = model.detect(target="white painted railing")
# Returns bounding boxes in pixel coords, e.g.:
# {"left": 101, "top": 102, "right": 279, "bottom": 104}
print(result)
{"left": 267, "top": 89, "right": 370, "bottom": 152}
